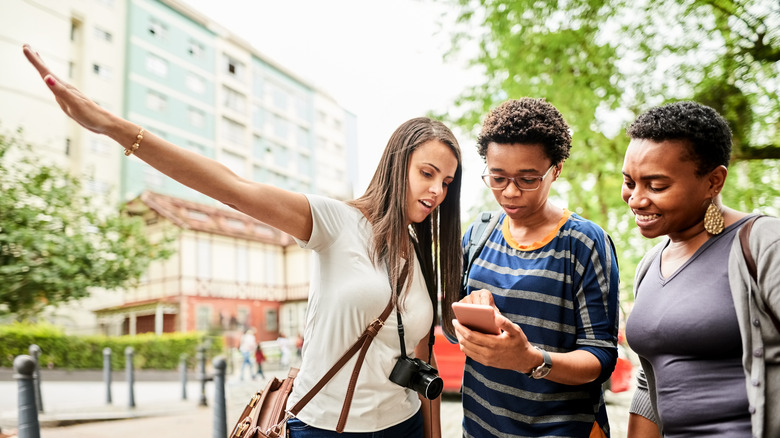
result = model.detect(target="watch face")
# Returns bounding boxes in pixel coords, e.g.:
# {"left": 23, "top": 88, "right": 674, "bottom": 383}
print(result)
{"left": 530, "top": 347, "right": 552, "bottom": 379}
{"left": 531, "top": 364, "right": 551, "bottom": 379}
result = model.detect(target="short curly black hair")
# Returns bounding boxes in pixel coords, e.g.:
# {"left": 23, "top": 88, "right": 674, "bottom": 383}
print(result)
{"left": 627, "top": 101, "right": 732, "bottom": 176}
{"left": 477, "top": 98, "right": 572, "bottom": 165}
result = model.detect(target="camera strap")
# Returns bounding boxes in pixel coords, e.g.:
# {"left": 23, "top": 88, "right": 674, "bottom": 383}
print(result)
{"left": 396, "top": 239, "right": 436, "bottom": 363}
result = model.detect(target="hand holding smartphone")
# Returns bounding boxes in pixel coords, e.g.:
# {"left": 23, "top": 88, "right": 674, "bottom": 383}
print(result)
{"left": 452, "top": 302, "right": 501, "bottom": 335}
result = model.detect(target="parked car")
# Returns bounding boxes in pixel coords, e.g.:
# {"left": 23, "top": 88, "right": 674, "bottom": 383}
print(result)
{"left": 432, "top": 326, "right": 466, "bottom": 394}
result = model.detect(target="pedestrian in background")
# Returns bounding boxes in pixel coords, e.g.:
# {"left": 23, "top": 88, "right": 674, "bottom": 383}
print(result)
{"left": 254, "top": 343, "right": 266, "bottom": 380}
{"left": 22, "top": 44, "right": 463, "bottom": 438}
{"left": 621, "top": 101, "right": 780, "bottom": 437}
{"left": 453, "top": 98, "right": 620, "bottom": 437}
{"left": 239, "top": 328, "right": 257, "bottom": 381}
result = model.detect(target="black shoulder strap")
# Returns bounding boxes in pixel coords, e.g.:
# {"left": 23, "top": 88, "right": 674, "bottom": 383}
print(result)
{"left": 411, "top": 238, "right": 437, "bottom": 363}
{"left": 461, "top": 212, "right": 501, "bottom": 296}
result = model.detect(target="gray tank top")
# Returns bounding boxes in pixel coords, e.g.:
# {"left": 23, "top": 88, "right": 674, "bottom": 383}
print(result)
{"left": 627, "top": 219, "right": 752, "bottom": 436}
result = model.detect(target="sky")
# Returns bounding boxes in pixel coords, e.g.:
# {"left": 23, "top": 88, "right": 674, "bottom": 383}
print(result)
{"left": 180, "top": 0, "right": 486, "bottom": 211}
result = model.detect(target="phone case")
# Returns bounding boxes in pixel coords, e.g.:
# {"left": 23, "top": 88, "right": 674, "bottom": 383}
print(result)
{"left": 451, "top": 302, "right": 500, "bottom": 334}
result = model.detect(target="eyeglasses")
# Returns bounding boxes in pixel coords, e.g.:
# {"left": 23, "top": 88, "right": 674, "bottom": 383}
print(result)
{"left": 481, "top": 165, "right": 555, "bottom": 191}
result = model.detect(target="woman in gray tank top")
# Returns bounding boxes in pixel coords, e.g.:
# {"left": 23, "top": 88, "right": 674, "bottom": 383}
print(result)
{"left": 620, "top": 101, "right": 780, "bottom": 437}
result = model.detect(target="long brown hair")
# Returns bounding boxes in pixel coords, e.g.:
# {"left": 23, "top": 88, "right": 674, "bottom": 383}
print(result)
{"left": 348, "top": 117, "right": 462, "bottom": 334}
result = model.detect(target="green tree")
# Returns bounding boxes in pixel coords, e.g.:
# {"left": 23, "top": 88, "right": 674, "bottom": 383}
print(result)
{"left": 0, "top": 128, "right": 174, "bottom": 319}
{"left": 439, "top": 0, "right": 779, "bottom": 303}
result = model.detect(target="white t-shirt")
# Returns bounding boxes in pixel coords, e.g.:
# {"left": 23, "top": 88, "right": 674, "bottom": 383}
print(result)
{"left": 239, "top": 333, "right": 256, "bottom": 354}
{"left": 286, "top": 195, "right": 433, "bottom": 432}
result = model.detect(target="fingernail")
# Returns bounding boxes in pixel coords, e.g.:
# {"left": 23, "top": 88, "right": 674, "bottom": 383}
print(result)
{"left": 45, "top": 75, "right": 56, "bottom": 86}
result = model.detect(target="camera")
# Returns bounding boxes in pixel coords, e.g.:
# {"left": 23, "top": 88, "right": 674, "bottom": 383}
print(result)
{"left": 389, "top": 356, "right": 443, "bottom": 399}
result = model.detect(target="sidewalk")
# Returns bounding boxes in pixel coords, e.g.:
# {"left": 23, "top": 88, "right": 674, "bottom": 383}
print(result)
{"left": 0, "top": 365, "right": 290, "bottom": 436}
{"left": 0, "top": 366, "right": 633, "bottom": 438}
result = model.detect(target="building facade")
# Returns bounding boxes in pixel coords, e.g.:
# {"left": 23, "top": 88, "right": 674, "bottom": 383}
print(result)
{"left": 2, "top": 0, "right": 356, "bottom": 340}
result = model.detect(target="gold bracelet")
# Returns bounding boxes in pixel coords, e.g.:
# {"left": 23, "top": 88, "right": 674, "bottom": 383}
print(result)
{"left": 124, "top": 127, "right": 145, "bottom": 156}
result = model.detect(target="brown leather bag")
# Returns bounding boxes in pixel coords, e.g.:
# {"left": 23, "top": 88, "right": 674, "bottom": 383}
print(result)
{"left": 231, "top": 368, "right": 299, "bottom": 438}
{"left": 229, "top": 297, "right": 394, "bottom": 438}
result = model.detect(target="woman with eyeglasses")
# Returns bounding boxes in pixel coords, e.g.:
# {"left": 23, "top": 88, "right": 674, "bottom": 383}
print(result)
{"left": 450, "top": 98, "right": 620, "bottom": 437}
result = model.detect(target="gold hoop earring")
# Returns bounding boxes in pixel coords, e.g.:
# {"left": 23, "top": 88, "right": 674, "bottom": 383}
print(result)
{"left": 703, "top": 199, "right": 724, "bottom": 235}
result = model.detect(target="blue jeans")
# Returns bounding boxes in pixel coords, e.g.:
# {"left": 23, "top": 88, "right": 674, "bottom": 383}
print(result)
{"left": 287, "top": 409, "right": 423, "bottom": 438}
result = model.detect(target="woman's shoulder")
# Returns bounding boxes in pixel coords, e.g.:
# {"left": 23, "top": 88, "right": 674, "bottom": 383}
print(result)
{"left": 564, "top": 211, "right": 610, "bottom": 238}
{"left": 306, "top": 194, "right": 362, "bottom": 219}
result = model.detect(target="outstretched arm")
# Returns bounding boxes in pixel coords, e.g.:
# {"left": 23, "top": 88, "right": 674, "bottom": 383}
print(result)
{"left": 23, "top": 44, "right": 313, "bottom": 241}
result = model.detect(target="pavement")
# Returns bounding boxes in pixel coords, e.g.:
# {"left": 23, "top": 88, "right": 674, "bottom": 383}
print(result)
{"left": 0, "top": 364, "right": 634, "bottom": 438}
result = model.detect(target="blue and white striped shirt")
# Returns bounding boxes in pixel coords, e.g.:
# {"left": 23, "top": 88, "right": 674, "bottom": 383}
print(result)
{"left": 461, "top": 210, "right": 620, "bottom": 437}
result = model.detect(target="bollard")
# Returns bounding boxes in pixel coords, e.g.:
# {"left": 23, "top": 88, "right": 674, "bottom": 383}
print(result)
{"left": 103, "top": 347, "right": 112, "bottom": 404}
{"left": 179, "top": 353, "right": 188, "bottom": 400}
{"left": 197, "top": 345, "right": 208, "bottom": 407}
{"left": 125, "top": 346, "right": 135, "bottom": 408}
{"left": 28, "top": 344, "right": 43, "bottom": 413}
{"left": 14, "top": 355, "right": 41, "bottom": 438}
{"left": 212, "top": 357, "right": 227, "bottom": 438}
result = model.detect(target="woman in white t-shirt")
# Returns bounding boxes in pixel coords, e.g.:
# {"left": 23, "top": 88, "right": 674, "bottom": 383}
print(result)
{"left": 24, "top": 45, "right": 463, "bottom": 438}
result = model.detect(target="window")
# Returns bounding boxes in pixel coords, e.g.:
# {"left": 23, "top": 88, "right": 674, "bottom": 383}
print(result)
{"left": 145, "top": 91, "right": 167, "bottom": 112}
{"left": 264, "top": 248, "right": 277, "bottom": 283}
{"left": 148, "top": 18, "right": 167, "bottom": 40}
{"left": 252, "top": 104, "right": 265, "bottom": 130}
{"left": 222, "top": 117, "right": 246, "bottom": 146}
{"left": 294, "top": 94, "right": 308, "bottom": 119}
{"left": 271, "top": 85, "right": 289, "bottom": 111}
{"left": 188, "top": 209, "right": 209, "bottom": 221}
{"left": 298, "top": 154, "right": 311, "bottom": 174}
{"left": 71, "top": 19, "right": 82, "bottom": 42}
{"left": 197, "top": 240, "right": 212, "bottom": 279}
{"left": 188, "top": 39, "right": 204, "bottom": 58}
{"left": 145, "top": 53, "right": 168, "bottom": 77}
{"left": 94, "top": 27, "right": 112, "bottom": 42}
{"left": 223, "top": 55, "right": 244, "bottom": 79}
{"left": 196, "top": 306, "right": 211, "bottom": 331}
{"left": 188, "top": 107, "right": 205, "bottom": 128}
{"left": 93, "top": 63, "right": 112, "bottom": 80}
{"left": 185, "top": 74, "right": 205, "bottom": 95}
{"left": 236, "top": 246, "right": 248, "bottom": 283}
{"left": 237, "top": 306, "right": 249, "bottom": 327}
{"left": 252, "top": 71, "right": 264, "bottom": 97}
{"left": 272, "top": 115, "right": 289, "bottom": 140}
{"left": 223, "top": 86, "right": 246, "bottom": 113}
{"left": 227, "top": 218, "right": 245, "bottom": 231}
{"left": 296, "top": 127, "right": 310, "bottom": 149}
{"left": 265, "top": 308, "right": 278, "bottom": 332}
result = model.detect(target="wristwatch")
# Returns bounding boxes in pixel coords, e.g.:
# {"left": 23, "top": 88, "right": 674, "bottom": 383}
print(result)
{"left": 528, "top": 346, "right": 552, "bottom": 379}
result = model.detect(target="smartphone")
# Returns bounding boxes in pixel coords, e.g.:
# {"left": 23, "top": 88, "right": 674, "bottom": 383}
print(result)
{"left": 452, "top": 302, "right": 501, "bottom": 335}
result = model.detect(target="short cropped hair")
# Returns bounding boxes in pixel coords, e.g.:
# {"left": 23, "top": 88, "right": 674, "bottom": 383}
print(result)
{"left": 477, "top": 98, "right": 572, "bottom": 165}
{"left": 627, "top": 101, "right": 732, "bottom": 176}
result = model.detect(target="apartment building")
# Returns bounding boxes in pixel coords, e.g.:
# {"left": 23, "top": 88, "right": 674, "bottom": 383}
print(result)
{"left": 1, "top": 0, "right": 357, "bottom": 340}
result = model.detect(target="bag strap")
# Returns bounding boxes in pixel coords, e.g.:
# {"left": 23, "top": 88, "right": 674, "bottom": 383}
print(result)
{"left": 287, "top": 289, "right": 395, "bottom": 432}
{"left": 738, "top": 215, "right": 780, "bottom": 332}
{"left": 461, "top": 211, "right": 501, "bottom": 296}
{"left": 739, "top": 215, "right": 760, "bottom": 281}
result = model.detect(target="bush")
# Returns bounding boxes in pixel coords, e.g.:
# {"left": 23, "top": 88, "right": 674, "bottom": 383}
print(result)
{"left": 0, "top": 322, "right": 222, "bottom": 370}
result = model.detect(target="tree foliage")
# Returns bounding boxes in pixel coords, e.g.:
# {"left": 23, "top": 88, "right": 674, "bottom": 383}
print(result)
{"left": 439, "top": 0, "right": 780, "bottom": 303}
{"left": 0, "top": 129, "right": 174, "bottom": 319}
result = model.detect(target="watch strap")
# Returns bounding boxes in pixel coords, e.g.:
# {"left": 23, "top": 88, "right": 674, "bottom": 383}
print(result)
{"left": 528, "top": 346, "right": 552, "bottom": 379}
